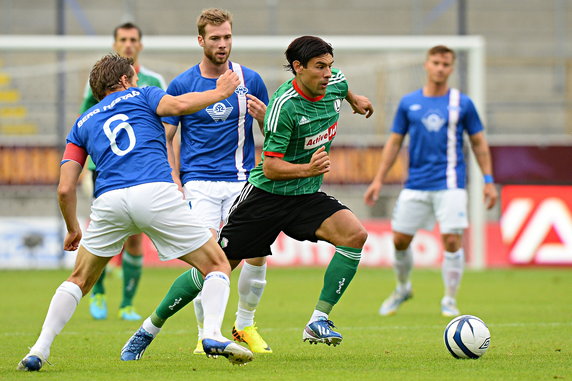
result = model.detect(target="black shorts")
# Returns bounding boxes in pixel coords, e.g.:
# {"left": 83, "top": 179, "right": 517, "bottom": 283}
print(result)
{"left": 219, "top": 183, "right": 349, "bottom": 260}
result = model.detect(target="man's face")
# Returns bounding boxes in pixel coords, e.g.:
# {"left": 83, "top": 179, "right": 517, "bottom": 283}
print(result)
{"left": 294, "top": 53, "right": 334, "bottom": 98}
{"left": 424, "top": 52, "right": 455, "bottom": 85}
{"left": 128, "top": 66, "right": 139, "bottom": 87}
{"left": 113, "top": 28, "right": 142, "bottom": 60}
{"left": 198, "top": 21, "right": 232, "bottom": 65}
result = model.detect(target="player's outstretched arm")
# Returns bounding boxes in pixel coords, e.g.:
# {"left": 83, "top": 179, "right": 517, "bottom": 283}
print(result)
{"left": 263, "top": 146, "right": 330, "bottom": 180}
{"left": 156, "top": 70, "right": 240, "bottom": 116}
{"left": 345, "top": 90, "right": 374, "bottom": 118}
{"left": 469, "top": 132, "right": 498, "bottom": 209}
{"left": 364, "top": 133, "right": 404, "bottom": 206}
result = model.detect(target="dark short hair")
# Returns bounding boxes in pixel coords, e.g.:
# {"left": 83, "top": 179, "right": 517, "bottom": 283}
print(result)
{"left": 89, "top": 53, "right": 134, "bottom": 101}
{"left": 427, "top": 45, "right": 456, "bottom": 60}
{"left": 284, "top": 36, "right": 334, "bottom": 74}
{"left": 113, "top": 22, "right": 142, "bottom": 41}
{"left": 197, "top": 8, "right": 233, "bottom": 37}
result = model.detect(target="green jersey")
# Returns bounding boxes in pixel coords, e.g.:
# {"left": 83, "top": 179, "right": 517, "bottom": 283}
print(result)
{"left": 249, "top": 68, "right": 348, "bottom": 195}
{"left": 80, "top": 65, "right": 167, "bottom": 170}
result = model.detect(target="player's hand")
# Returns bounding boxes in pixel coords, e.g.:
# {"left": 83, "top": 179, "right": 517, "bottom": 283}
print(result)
{"left": 63, "top": 228, "right": 82, "bottom": 251}
{"left": 246, "top": 94, "right": 267, "bottom": 124}
{"left": 348, "top": 94, "right": 374, "bottom": 118}
{"left": 483, "top": 183, "right": 498, "bottom": 210}
{"left": 364, "top": 181, "right": 383, "bottom": 206}
{"left": 308, "top": 146, "right": 330, "bottom": 176}
{"left": 216, "top": 70, "right": 240, "bottom": 98}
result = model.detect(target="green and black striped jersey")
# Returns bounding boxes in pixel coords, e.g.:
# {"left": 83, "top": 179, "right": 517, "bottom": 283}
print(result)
{"left": 249, "top": 68, "right": 348, "bottom": 196}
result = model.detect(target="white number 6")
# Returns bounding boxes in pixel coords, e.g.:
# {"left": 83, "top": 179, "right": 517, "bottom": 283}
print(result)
{"left": 103, "top": 114, "right": 136, "bottom": 156}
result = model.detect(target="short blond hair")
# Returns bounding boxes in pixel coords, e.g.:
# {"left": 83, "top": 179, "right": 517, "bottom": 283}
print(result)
{"left": 427, "top": 45, "right": 456, "bottom": 61}
{"left": 197, "top": 8, "right": 233, "bottom": 37}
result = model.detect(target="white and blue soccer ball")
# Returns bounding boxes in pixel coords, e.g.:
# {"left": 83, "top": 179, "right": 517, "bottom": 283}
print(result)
{"left": 444, "top": 315, "right": 490, "bottom": 359}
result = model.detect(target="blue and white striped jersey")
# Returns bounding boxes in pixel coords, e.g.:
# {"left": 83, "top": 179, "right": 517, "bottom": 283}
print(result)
{"left": 163, "top": 62, "right": 268, "bottom": 183}
{"left": 392, "top": 88, "right": 484, "bottom": 190}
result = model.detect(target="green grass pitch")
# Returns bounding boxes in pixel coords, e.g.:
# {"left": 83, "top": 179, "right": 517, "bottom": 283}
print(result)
{"left": 1, "top": 267, "right": 570, "bottom": 380}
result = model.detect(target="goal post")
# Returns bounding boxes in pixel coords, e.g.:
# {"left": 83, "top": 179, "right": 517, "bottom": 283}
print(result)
{"left": 0, "top": 34, "right": 487, "bottom": 269}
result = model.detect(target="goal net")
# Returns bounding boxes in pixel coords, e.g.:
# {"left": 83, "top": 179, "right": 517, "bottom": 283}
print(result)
{"left": 0, "top": 34, "right": 487, "bottom": 268}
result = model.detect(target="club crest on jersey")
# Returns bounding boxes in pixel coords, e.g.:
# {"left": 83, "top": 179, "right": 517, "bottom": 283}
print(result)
{"left": 235, "top": 85, "right": 249, "bottom": 96}
{"left": 421, "top": 109, "right": 446, "bottom": 132}
{"left": 304, "top": 122, "right": 337, "bottom": 149}
{"left": 334, "top": 99, "right": 341, "bottom": 113}
{"left": 206, "top": 101, "right": 233, "bottom": 122}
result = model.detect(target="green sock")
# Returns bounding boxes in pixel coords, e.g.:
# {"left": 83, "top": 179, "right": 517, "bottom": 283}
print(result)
{"left": 92, "top": 267, "right": 106, "bottom": 295}
{"left": 120, "top": 250, "right": 143, "bottom": 308}
{"left": 316, "top": 247, "right": 361, "bottom": 314}
{"left": 151, "top": 267, "right": 203, "bottom": 328}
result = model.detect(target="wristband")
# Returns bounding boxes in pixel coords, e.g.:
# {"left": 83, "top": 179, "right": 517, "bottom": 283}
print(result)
{"left": 483, "top": 174, "right": 494, "bottom": 184}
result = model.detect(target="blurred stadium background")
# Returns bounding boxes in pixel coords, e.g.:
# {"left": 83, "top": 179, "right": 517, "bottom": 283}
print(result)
{"left": 1, "top": 0, "right": 571, "bottom": 270}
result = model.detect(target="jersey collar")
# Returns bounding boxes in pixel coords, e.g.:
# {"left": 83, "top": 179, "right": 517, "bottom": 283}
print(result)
{"left": 293, "top": 79, "right": 325, "bottom": 102}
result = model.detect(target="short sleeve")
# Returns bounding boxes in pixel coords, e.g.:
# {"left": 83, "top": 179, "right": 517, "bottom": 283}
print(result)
{"left": 391, "top": 98, "right": 409, "bottom": 135}
{"left": 463, "top": 97, "right": 484, "bottom": 135}
{"left": 162, "top": 80, "right": 182, "bottom": 126}
{"left": 141, "top": 86, "right": 167, "bottom": 114}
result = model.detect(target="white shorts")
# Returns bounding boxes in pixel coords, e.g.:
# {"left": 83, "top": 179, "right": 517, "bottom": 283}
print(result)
{"left": 391, "top": 188, "right": 468, "bottom": 236}
{"left": 183, "top": 180, "right": 245, "bottom": 232}
{"left": 82, "top": 182, "right": 211, "bottom": 261}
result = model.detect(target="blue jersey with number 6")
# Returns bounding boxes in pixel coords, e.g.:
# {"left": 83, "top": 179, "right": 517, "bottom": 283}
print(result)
{"left": 67, "top": 86, "right": 173, "bottom": 198}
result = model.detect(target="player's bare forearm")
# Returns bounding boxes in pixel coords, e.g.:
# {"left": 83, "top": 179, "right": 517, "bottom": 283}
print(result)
{"left": 263, "top": 146, "right": 329, "bottom": 180}
{"left": 157, "top": 70, "right": 239, "bottom": 116}
{"left": 164, "top": 123, "right": 182, "bottom": 190}
{"left": 247, "top": 94, "right": 267, "bottom": 129}
{"left": 469, "top": 132, "right": 493, "bottom": 177}
{"left": 364, "top": 133, "right": 403, "bottom": 205}
{"left": 345, "top": 90, "right": 374, "bottom": 118}
{"left": 57, "top": 162, "right": 82, "bottom": 235}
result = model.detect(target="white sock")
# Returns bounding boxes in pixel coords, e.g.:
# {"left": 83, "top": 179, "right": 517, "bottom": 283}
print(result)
{"left": 442, "top": 248, "right": 464, "bottom": 299}
{"left": 394, "top": 248, "right": 413, "bottom": 293}
{"left": 201, "top": 271, "right": 230, "bottom": 341}
{"left": 30, "top": 281, "right": 83, "bottom": 359}
{"left": 193, "top": 293, "right": 204, "bottom": 339}
{"left": 236, "top": 262, "right": 267, "bottom": 330}
{"left": 308, "top": 310, "right": 328, "bottom": 325}
{"left": 141, "top": 317, "right": 161, "bottom": 337}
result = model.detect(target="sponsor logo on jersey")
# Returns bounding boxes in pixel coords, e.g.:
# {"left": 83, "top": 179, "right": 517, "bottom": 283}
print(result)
{"left": 235, "top": 85, "right": 249, "bottom": 96}
{"left": 299, "top": 116, "right": 310, "bottom": 125}
{"left": 334, "top": 99, "right": 341, "bottom": 113}
{"left": 409, "top": 104, "right": 422, "bottom": 111}
{"left": 206, "top": 101, "right": 234, "bottom": 122}
{"left": 304, "top": 122, "right": 337, "bottom": 149}
{"left": 421, "top": 109, "right": 446, "bottom": 132}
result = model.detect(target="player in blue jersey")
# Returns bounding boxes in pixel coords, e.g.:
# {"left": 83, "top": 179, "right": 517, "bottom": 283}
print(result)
{"left": 81, "top": 22, "right": 168, "bottom": 322}
{"left": 364, "top": 45, "right": 497, "bottom": 317}
{"left": 17, "top": 54, "right": 254, "bottom": 372}
{"left": 127, "top": 8, "right": 272, "bottom": 356}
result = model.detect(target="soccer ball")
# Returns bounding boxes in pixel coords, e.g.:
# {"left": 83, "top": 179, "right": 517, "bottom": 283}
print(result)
{"left": 444, "top": 315, "right": 490, "bottom": 359}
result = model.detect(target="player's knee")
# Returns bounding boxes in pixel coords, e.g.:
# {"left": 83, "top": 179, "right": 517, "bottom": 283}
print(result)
{"left": 393, "top": 236, "right": 412, "bottom": 251}
{"left": 345, "top": 226, "right": 368, "bottom": 248}
{"left": 442, "top": 234, "right": 462, "bottom": 252}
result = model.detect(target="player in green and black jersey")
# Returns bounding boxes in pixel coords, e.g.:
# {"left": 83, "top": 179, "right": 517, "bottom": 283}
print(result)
{"left": 220, "top": 35, "right": 374, "bottom": 346}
